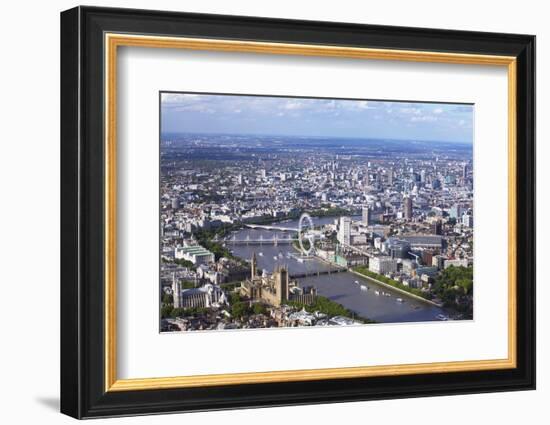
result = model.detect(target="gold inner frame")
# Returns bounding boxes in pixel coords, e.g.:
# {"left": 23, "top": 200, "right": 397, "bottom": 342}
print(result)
{"left": 104, "top": 33, "right": 517, "bottom": 392}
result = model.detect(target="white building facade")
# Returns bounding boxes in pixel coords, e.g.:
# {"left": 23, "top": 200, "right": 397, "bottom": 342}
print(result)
{"left": 369, "top": 256, "right": 398, "bottom": 274}
{"left": 337, "top": 216, "right": 351, "bottom": 245}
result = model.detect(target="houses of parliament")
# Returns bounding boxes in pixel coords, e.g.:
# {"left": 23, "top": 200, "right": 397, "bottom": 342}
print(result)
{"left": 239, "top": 253, "right": 317, "bottom": 307}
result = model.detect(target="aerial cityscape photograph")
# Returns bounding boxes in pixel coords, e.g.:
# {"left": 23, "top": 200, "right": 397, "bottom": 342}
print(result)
{"left": 159, "top": 92, "right": 474, "bottom": 332}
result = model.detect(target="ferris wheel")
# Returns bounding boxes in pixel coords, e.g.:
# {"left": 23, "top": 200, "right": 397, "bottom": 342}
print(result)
{"left": 298, "top": 213, "right": 315, "bottom": 256}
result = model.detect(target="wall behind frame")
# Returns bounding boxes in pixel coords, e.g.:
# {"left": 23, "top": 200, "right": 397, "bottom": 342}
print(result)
{"left": 0, "top": 1, "right": 543, "bottom": 425}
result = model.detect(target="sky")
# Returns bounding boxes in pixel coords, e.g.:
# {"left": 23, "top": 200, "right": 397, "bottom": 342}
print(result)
{"left": 161, "top": 92, "right": 473, "bottom": 144}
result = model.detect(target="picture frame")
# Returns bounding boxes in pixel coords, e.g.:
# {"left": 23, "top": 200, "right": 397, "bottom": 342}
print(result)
{"left": 60, "top": 5, "right": 535, "bottom": 419}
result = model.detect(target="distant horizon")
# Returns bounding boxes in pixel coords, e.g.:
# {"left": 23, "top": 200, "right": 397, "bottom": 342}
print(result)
{"left": 161, "top": 92, "right": 474, "bottom": 144}
{"left": 160, "top": 130, "right": 473, "bottom": 145}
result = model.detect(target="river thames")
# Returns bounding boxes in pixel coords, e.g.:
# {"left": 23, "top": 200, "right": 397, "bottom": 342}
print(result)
{"left": 227, "top": 215, "right": 447, "bottom": 323}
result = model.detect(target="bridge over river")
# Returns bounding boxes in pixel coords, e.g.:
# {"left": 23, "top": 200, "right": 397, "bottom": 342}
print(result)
{"left": 290, "top": 267, "right": 347, "bottom": 279}
{"left": 243, "top": 223, "right": 298, "bottom": 232}
{"left": 223, "top": 234, "right": 296, "bottom": 246}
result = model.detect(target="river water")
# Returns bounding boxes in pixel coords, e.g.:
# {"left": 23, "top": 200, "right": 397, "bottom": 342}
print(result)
{"left": 227, "top": 215, "right": 447, "bottom": 323}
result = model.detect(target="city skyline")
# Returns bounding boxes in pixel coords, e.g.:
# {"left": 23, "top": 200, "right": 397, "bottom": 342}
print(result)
{"left": 161, "top": 92, "right": 474, "bottom": 144}
{"left": 160, "top": 91, "right": 474, "bottom": 332}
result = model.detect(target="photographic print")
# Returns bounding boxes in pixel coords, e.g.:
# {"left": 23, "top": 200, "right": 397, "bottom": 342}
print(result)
{"left": 159, "top": 92, "right": 474, "bottom": 332}
{"left": 61, "top": 9, "right": 535, "bottom": 417}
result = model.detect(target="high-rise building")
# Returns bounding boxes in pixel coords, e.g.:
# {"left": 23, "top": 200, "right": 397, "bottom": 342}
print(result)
{"left": 260, "top": 169, "right": 267, "bottom": 179}
{"left": 171, "top": 198, "right": 180, "bottom": 210}
{"left": 462, "top": 213, "right": 474, "bottom": 228}
{"left": 403, "top": 195, "right": 413, "bottom": 221}
{"left": 362, "top": 206, "right": 371, "bottom": 226}
{"left": 387, "top": 168, "right": 393, "bottom": 186}
{"left": 337, "top": 216, "right": 351, "bottom": 245}
{"left": 431, "top": 220, "right": 442, "bottom": 235}
{"left": 462, "top": 163, "right": 468, "bottom": 179}
{"left": 420, "top": 169, "right": 426, "bottom": 183}
{"left": 449, "top": 204, "right": 462, "bottom": 219}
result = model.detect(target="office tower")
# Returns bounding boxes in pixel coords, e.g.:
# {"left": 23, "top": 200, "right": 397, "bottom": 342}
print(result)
{"left": 403, "top": 195, "right": 413, "bottom": 221}
{"left": 363, "top": 168, "right": 369, "bottom": 187}
{"left": 462, "top": 213, "right": 474, "bottom": 228}
{"left": 337, "top": 216, "right": 351, "bottom": 245}
{"left": 431, "top": 220, "right": 442, "bottom": 235}
{"left": 362, "top": 206, "right": 371, "bottom": 226}
{"left": 449, "top": 204, "right": 462, "bottom": 219}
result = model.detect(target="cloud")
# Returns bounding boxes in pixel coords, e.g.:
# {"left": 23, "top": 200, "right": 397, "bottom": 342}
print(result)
{"left": 453, "top": 105, "right": 474, "bottom": 113}
{"left": 170, "top": 103, "right": 216, "bottom": 114}
{"left": 399, "top": 107, "right": 422, "bottom": 115}
{"left": 282, "top": 100, "right": 306, "bottom": 110}
{"left": 410, "top": 115, "right": 438, "bottom": 123}
{"left": 337, "top": 100, "right": 375, "bottom": 111}
{"left": 160, "top": 93, "right": 473, "bottom": 142}
{"left": 161, "top": 93, "right": 200, "bottom": 104}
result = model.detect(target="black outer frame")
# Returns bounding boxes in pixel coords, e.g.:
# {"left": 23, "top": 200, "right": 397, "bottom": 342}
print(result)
{"left": 60, "top": 5, "right": 536, "bottom": 419}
